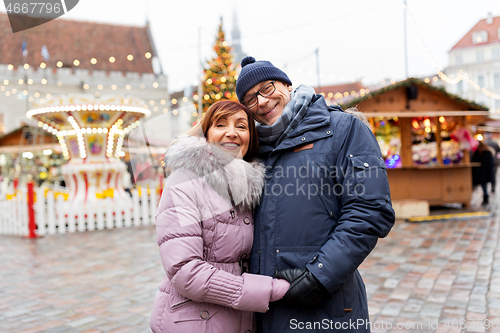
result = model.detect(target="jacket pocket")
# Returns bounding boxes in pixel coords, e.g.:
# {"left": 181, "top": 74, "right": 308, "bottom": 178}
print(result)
{"left": 276, "top": 246, "right": 322, "bottom": 271}
{"left": 171, "top": 299, "right": 221, "bottom": 326}
{"left": 297, "top": 154, "right": 340, "bottom": 221}
{"left": 348, "top": 154, "right": 390, "bottom": 201}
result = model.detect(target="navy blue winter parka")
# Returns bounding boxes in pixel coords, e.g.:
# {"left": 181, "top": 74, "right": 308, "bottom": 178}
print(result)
{"left": 251, "top": 95, "right": 395, "bottom": 332}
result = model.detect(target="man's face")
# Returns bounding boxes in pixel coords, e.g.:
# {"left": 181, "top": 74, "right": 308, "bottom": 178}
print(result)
{"left": 244, "top": 80, "right": 293, "bottom": 126}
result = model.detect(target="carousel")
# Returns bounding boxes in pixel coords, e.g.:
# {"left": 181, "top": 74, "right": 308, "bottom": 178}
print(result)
{"left": 26, "top": 94, "right": 150, "bottom": 208}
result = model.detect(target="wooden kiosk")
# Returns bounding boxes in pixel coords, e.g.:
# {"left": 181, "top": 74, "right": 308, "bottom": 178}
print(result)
{"left": 341, "top": 78, "right": 490, "bottom": 208}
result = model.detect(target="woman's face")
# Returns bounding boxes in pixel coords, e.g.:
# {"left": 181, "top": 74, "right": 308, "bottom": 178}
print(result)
{"left": 207, "top": 110, "right": 250, "bottom": 159}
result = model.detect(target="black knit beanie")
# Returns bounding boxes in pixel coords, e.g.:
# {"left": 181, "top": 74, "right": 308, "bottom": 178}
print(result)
{"left": 235, "top": 56, "right": 292, "bottom": 102}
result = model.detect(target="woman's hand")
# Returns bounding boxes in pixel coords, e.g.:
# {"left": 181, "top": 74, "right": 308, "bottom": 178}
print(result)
{"left": 270, "top": 278, "right": 290, "bottom": 302}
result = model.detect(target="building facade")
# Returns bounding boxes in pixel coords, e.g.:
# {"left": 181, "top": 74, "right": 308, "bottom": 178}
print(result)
{"left": 0, "top": 13, "right": 193, "bottom": 144}
{"left": 445, "top": 13, "right": 500, "bottom": 113}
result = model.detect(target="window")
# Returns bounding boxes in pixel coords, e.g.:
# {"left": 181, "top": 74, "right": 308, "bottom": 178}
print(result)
{"left": 495, "top": 73, "right": 500, "bottom": 88}
{"left": 478, "top": 75, "right": 485, "bottom": 87}
{"left": 493, "top": 49, "right": 500, "bottom": 59}
{"left": 456, "top": 81, "right": 463, "bottom": 93}
{"left": 455, "top": 54, "right": 463, "bottom": 64}
{"left": 473, "top": 30, "right": 488, "bottom": 44}
{"left": 477, "top": 51, "right": 485, "bottom": 62}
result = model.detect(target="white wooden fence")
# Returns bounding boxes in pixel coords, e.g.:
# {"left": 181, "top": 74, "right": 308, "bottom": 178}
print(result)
{"left": 0, "top": 187, "right": 158, "bottom": 237}
{"left": 0, "top": 190, "right": 29, "bottom": 236}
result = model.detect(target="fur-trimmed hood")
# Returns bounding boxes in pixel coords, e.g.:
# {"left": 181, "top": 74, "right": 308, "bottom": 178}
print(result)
{"left": 164, "top": 135, "right": 266, "bottom": 211}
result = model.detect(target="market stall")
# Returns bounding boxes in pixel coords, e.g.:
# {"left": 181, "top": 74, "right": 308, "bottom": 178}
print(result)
{"left": 0, "top": 125, "right": 64, "bottom": 189}
{"left": 340, "top": 78, "right": 490, "bottom": 208}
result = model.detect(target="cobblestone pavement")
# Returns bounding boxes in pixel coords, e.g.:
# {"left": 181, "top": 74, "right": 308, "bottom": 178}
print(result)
{"left": 1, "top": 189, "right": 500, "bottom": 332}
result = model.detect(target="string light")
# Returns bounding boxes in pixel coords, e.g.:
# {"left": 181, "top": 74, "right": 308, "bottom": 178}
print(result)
{"left": 1, "top": 63, "right": 183, "bottom": 118}
{"left": 26, "top": 104, "right": 150, "bottom": 119}
{"left": 407, "top": 7, "right": 500, "bottom": 101}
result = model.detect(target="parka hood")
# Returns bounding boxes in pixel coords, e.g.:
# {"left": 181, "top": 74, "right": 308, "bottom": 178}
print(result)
{"left": 164, "top": 135, "right": 266, "bottom": 211}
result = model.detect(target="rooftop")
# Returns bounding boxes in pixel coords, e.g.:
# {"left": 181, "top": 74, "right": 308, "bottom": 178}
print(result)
{"left": 450, "top": 13, "right": 500, "bottom": 51}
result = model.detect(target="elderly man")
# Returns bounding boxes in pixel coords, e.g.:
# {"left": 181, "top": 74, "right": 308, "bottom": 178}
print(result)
{"left": 235, "top": 56, "right": 395, "bottom": 333}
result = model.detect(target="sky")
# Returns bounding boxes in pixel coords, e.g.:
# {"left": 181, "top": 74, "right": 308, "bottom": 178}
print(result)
{"left": 2, "top": 0, "right": 500, "bottom": 93}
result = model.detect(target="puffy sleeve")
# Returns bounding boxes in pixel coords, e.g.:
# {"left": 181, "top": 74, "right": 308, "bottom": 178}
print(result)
{"left": 155, "top": 169, "right": 274, "bottom": 313}
{"left": 306, "top": 115, "right": 395, "bottom": 292}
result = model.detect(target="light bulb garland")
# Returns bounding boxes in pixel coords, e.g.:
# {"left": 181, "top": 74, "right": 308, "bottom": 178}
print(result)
{"left": 4, "top": 5, "right": 497, "bottom": 118}
{"left": 407, "top": 6, "right": 500, "bottom": 101}
{"left": 5, "top": 52, "right": 154, "bottom": 71}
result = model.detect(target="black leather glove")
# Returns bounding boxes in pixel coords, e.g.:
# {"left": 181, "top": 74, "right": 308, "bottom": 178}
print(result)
{"left": 275, "top": 268, "right": 329, "bottom": 307}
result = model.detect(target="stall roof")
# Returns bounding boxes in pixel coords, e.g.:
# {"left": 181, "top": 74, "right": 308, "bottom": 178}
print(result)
{"left": 362, "top": 111, "right": 491, "bottom": 117}
{"left": 0, "top": 125, "right": 58, "bottom": 146}
{"left": 0, "top": 143, "right": 61, "bottom": 154}
{"left": 340, "top": 77, "right": 488, "bottom": 112}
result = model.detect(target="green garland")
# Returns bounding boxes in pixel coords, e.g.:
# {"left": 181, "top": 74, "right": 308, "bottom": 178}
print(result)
{"left": 341, "top": 77, "right": 488, "bottom": 111}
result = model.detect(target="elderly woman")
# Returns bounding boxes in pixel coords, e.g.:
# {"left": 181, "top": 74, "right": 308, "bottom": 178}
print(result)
{"left": 150, "top": 100, "right": 289, "bottom": 333}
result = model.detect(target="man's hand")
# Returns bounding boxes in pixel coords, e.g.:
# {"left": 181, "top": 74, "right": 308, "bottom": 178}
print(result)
{"left": 275, "top": 268, "right": 329, "bottom": 307}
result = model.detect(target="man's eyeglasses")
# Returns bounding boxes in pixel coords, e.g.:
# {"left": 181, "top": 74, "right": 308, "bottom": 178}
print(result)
{"left": 242, "top": 81, "right": 276, "bottom": 108}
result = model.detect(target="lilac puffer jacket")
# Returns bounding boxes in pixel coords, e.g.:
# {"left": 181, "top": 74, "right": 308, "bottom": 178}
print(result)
{"left": 150, "top": 136, "right": 283, "bottom": 333}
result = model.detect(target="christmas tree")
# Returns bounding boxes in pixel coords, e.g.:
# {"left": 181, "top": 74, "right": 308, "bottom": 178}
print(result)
{"left": 198, "top": 18, "right": 238, "bottom": 114}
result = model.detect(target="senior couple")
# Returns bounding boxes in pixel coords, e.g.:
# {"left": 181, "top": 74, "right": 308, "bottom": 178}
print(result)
{"left": 150, "top": 56, "right": 395, "bottom": 333}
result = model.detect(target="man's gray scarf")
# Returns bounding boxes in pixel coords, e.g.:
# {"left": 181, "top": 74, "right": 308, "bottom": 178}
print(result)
{"left": 256, "top": 85, "right": 316, "bottom": 148}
